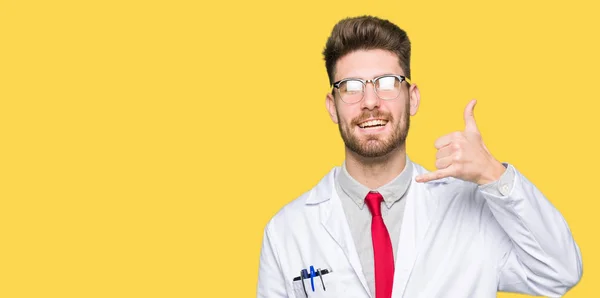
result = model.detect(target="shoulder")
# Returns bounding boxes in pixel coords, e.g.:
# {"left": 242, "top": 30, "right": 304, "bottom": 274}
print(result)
{"left": 263, "top": 167, "right": 338, "bottom": 233}
{"left": 410, "top": 162, "right": 496, "bottom": 233}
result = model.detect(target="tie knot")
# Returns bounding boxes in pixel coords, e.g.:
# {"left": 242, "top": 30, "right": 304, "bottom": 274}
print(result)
{"left": 365, "top": 192, "right": 384, "bottom": 216}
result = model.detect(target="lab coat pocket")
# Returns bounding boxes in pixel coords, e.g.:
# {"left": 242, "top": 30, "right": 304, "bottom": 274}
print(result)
{"left": 291, "top": 273, "right": 335, "bottom": 297}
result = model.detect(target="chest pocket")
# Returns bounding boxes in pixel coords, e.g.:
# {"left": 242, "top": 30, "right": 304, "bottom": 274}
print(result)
{"left": 291, "top": 270, "right": 342, "bottom": 298}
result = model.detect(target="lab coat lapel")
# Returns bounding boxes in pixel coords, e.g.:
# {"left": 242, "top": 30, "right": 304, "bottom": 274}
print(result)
{"left": 308, "top": 168, "right": 372, "bottom": 298}
{"left": 392, "top": 163, "right": 441, "bottom": 298}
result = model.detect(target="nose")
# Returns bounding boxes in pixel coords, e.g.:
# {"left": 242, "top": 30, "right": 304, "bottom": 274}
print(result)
{"left": 361, "top": 81, "right": 380, "bottom": 110}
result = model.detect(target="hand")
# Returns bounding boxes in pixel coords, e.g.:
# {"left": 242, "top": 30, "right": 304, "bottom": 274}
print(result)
{"left": 415, "top": 99, "right": 506, "bottom": 185}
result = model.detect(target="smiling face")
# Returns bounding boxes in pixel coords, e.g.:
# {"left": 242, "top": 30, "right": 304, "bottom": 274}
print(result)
{"left": 326, "top": 49, "right": 420, "bottom": 158}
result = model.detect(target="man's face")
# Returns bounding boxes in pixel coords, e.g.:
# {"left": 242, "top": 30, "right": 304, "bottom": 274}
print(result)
{"left": 326, "top": 49, "right": 420, "bottom": 158}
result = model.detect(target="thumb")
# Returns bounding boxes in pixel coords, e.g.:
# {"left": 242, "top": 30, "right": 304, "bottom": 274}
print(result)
{"left": 464, "top": 99, "right": 479, "bottom": 133}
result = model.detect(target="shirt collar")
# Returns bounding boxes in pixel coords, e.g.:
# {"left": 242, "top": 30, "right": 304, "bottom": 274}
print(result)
{"left": 337, "top": 156, "right": 413, "bottom": 209}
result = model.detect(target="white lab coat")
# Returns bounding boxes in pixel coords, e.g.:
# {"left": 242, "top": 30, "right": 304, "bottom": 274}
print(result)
{"left": 257, "top": 161, "right": 582, "bottom": 298}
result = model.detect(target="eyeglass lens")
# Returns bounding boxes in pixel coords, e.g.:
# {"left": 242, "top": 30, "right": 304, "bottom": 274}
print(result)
{"left": 338, "top": 76, "right": 402, "bottom": 103}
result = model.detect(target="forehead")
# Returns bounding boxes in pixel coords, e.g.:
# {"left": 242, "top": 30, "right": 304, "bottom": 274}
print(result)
{"left": 334, "top": 49, "right": 403, "bottom": 81}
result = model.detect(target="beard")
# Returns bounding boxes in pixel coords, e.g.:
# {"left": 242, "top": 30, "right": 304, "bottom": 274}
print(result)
{"left": 336, "top": 103, "right": 410, "bottom": 158}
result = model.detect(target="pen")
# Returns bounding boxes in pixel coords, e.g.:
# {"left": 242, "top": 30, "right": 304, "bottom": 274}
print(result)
{"left": 309, "top": 266, "right": 315, "bottom": 292}
{"left": 317, "top": 268, "right": 326, "bottom": 291}
{"left": 300, "top": 270, "right": 308, "bottom": 297}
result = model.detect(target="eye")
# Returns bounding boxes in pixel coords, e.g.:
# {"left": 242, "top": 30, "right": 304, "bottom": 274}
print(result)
{"left": 345, "top": 80, "right": 363, "bottom": 92}
{"left": 377, "top": 76, "right": 397, "bottom": 91}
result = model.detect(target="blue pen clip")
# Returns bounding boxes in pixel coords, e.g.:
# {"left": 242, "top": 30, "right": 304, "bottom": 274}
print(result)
{"left": 309, "top": 266, "right": 315, "bottom": 292}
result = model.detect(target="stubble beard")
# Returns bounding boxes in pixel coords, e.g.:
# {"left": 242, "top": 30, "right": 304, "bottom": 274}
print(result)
{"left": 337, "top": 107, "right": 410, "bottom": 159}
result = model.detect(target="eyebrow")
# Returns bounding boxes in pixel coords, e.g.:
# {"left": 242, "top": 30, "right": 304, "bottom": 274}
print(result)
{"left": 340, "top": 73, "right": 399, "bottom": 81}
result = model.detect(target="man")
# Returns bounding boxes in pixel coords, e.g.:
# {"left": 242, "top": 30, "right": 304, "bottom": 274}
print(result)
{"left": 257, "top": 15, "right": 582, "bottom": 298}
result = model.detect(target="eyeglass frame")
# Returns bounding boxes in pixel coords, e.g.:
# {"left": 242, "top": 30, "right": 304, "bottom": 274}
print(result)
{"left": 331, "top": 74, "right": 412, "bottom": 103}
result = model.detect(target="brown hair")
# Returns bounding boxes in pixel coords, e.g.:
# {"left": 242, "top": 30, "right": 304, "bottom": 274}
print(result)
{"left": 322, "top": 15, "right": 411, "bottom": 86}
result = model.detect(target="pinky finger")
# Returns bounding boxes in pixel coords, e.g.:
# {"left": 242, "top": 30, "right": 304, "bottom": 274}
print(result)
{"left": 415, "top": 167, "right": 454, "bottom": 183}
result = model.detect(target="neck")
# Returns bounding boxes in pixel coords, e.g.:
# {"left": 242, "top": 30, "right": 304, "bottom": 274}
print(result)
{"left": 344, "top": 144, "right": 408, "bottom": 189}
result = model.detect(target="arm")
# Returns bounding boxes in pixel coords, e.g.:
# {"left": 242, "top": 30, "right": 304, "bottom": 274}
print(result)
{"left": 257, "top": 222, "right": 289, "bottom": 298}
{"left": 414, "top": 100, "right": 582, "bottom": 295}
{"left": 480, "top": 164, "right": 582, "bottom": 296}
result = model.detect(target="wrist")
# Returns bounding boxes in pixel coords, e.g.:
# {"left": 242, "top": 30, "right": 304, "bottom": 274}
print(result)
{"left": 477, "top": 160, "right": 506, "bottom": 185}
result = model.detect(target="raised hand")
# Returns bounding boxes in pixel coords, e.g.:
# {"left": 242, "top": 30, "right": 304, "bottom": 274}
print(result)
{"left": 415, "top": 99, "right": 506, "bottom": 185}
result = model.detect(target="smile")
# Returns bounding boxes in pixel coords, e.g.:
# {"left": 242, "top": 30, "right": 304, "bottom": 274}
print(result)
{"left": 358, "top": 119, "right": 388, "bottom": 129}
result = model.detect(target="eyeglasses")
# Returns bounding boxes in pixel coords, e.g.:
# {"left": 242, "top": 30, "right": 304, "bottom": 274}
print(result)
{"left": 332, "top": 74, "right": 411, "bottom": 104}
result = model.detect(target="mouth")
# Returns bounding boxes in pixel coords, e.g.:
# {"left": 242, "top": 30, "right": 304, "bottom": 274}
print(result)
{"left": 357, "top": 119, "right": 389, "bottom": 129}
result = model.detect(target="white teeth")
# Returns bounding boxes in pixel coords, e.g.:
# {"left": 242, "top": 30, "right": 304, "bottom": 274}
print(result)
{"left": 359, "top": 120, "right": 387, "bottom": 128}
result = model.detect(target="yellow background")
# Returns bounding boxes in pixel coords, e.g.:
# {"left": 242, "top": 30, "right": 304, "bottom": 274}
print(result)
{"left": 1, "top": 0, "right": 597, "bottom": 297}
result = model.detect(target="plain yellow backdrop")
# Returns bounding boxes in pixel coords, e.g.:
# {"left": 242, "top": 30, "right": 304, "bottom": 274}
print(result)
{"left": 1, "top": 0, "right": 597, "bottom": 297}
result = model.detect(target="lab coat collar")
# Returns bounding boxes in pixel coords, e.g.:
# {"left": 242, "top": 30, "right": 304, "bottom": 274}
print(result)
{"left": 320, "top": 168, "right": 372, "bottom": 297}
{"left": 302, "top": 167, "right": 371, "bottom": 295}
{"left": 305, "top": 167, "right": 338, "bottom": 205}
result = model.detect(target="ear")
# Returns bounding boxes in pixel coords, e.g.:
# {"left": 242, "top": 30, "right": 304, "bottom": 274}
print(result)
{"left": 326, "top": 92, "right": 339, "bottom": 124}
{"left": 408, "top": 83, "right": 420, "bottom": 116}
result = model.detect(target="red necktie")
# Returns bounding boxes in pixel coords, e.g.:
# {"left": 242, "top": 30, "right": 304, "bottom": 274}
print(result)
{"left": 365, "top": 192, "right": 394, "bottom": 298}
